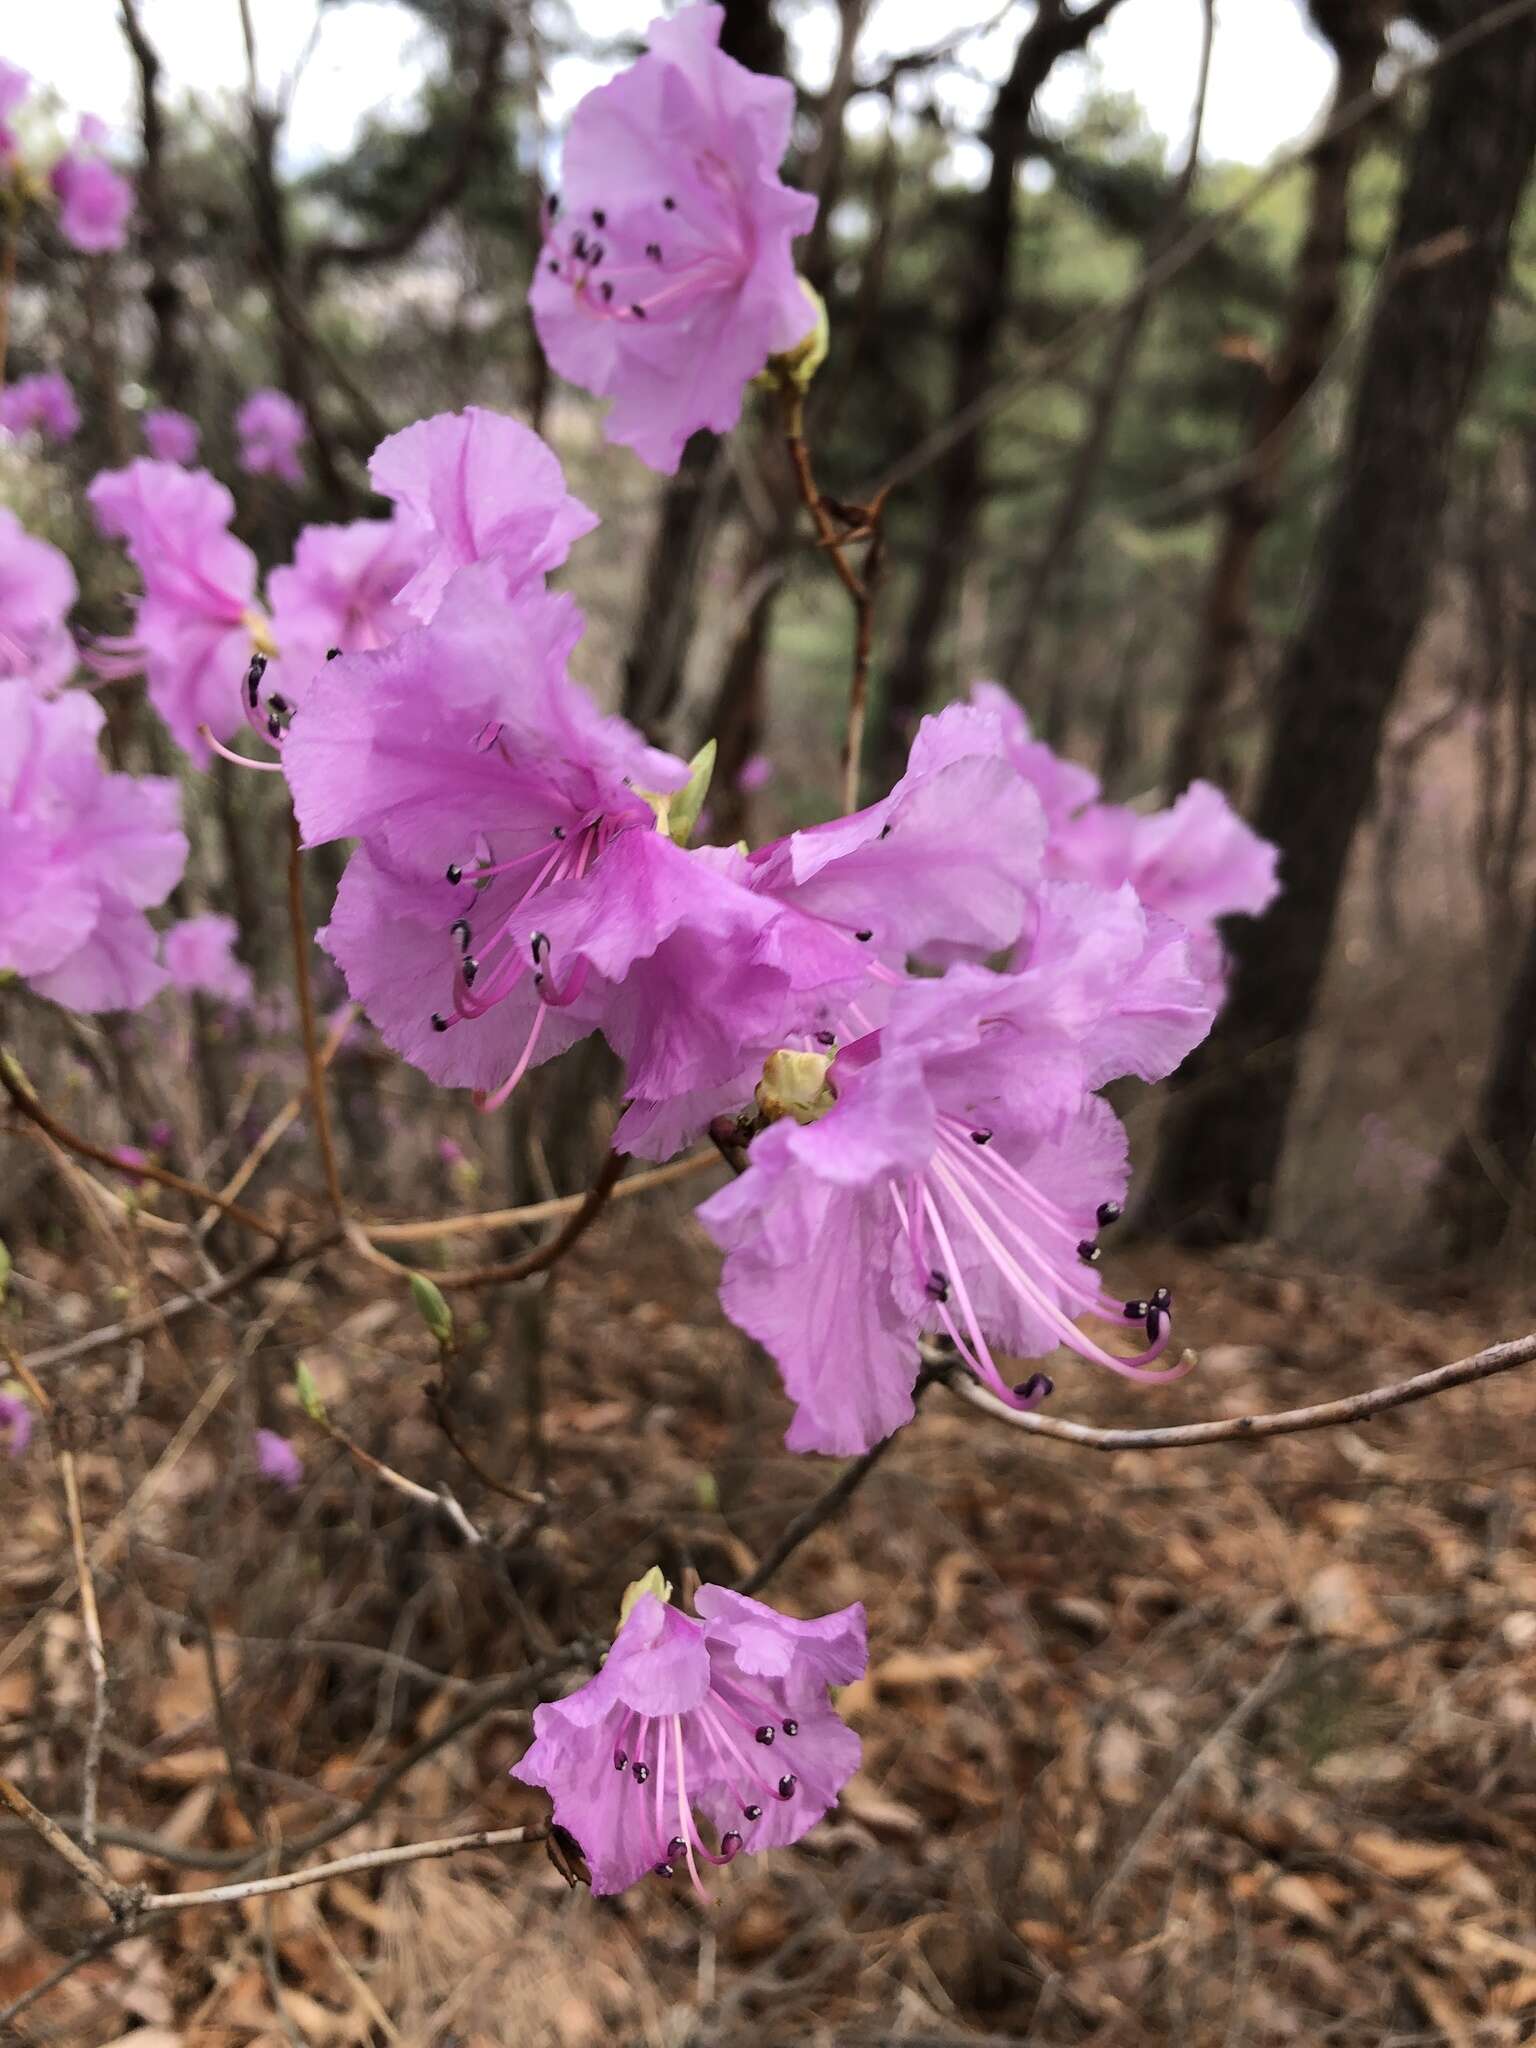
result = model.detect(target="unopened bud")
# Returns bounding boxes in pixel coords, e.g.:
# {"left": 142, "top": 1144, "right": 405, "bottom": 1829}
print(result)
{"left": 755, "top": 1049, "right": 836, "bottom": 1127}
{"left": 409, "top": 1271, "right": 455, "bottom": 1351}
{"left": 619, "top": 1565, "right": 673, "bottom": 1624}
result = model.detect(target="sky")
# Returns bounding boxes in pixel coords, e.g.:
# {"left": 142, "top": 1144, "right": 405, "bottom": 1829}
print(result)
{"left": 5, "top": 0, "right": 1339, "bottom": 173}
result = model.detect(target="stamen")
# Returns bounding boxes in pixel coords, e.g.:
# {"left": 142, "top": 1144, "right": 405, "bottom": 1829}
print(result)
{"left": 777, "top": 1774, "right": 797, "bottom": 1799}
{"left": 445, "top": 863, "right": 463, "bottom": 885}
{"left": 782, "top": 1720, "right": 798, "bottom": 1736}
{"left": 971, "top": 1129, "right": 992, "bottom": 1146}
{"left": 450, "top": 919, "right": 471, "bottom": 949}
{"left": 1077, "top": 1240, "right": 1101, "bottom": 1265}
{"left": 1097, "top": 1201, "right": 1122, "bottom": 1228}
{"left": 197, "top": 726, "right": 285, "bottom": 772}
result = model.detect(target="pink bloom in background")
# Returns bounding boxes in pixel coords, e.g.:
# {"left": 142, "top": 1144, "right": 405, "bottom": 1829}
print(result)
{"left": 529, "top": 3, "right": 818, "bottom": 473}
{"left": 255, "top": 1429, "right": 303, "bottom": 1489}
{"left": 88, "top": 460, "right": 260, "bottom": 759}
{"left": 162, "top": 913, "right": 254, "bottom": 1006}
{"left": 0, "top": 679, "right": 187, "bottom": 1013}
{"left": 699, "top": 901, "right": 1212, "bottom": 1456}
{"left": 51, "top": 121, "right": 134, "bottom": 253}
{"left": 0, "top": 370, "right": 81, "bottom": 443}
{"left": 0, "top": 507, "right": 78, "bottom": 693}
{"left": 0, "top": 1392, "right": 32, "bottom": 1459}
{"left": 266, "top": 513, "right": 427, "bottom": 710}
{"left": 285, "top": 566, "right": 835, "bottom": 1114}
{"left": 143, "top": 408, "right": 200, "bottom": 465}
{"left": 513, "top": 1585, "right": 864, "bottom": 1896}
{"left": 737, "top": 753, "right": 773, "bottom": 794}
{"left": 236, "top": 387, "right": 307, "bottom": 486}
{"left": 0, "top": 62, "right": 30, "bottom": 162}
{"left": 368, "top": 408, "right": 596, "bottom": 621}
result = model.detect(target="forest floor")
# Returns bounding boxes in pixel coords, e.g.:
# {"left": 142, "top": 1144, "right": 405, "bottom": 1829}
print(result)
{"left": 3, "top": 1174, "right": 1536, "bottom": 2047}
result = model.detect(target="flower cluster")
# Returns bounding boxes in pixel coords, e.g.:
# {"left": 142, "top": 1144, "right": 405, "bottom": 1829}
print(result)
{"left": 1, "top": 69, "right": 133, "bottom": 254}
{"left": 514, "top": 1581, "right": 866, "bottom": 1897}
{"left": 0, "top": 680, "right": 187, "bottom": 1012}
{"left": 0, "top": 506, "right": 78, "bottom": 694}
{"left": 237, "top": 388, "right": 307, "bottom": 487}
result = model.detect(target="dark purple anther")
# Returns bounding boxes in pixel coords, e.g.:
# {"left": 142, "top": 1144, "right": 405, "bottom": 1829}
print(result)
{"left": 632, "top": 1762, "right": 649, "bottom": 1784}
{"left": 592, "top": 208, "right": 606, "bottom": 227}
{"left": 776, "top": 1774, "right": 797, "bottom": 1799}
{"left": 925, "top": 1271, "right": 949, "bottom": 1303}
{"left": 971, "top": 1129, "right": 992, "bottom": 1146}
{"left": 782, "top": 1719, "right": 798, "bottom": 1737}
{"left": 743, "top": 1802, "right": 762, "bottom": 1821}
{"left": 1151, "top": 1283, "right": 1172, "bottom": 1311}
{"left": 430, "top": 1013, "right": 448, "bottom": 1033}
{"left": 1124, "top": 1299, "right": 1149, "bottom": 1321}
{"left": 720, "top": 1830, "right": 743, "bottom": 1856}
{"left": 630, "top": 303, "right": 647, "bottom": 318}
{"left": 613, "top": 1750, "right": 627, "bottom": 1771}
{"left": 462, "top": 957, "right": 479, "bottom": 986}
{"left": 816, "top": 1030, "right": 836, "bottom": 1046}
{"left": 855, "top": 929, "right": 872, "bottom": 942}
{"left": 1076, "top": 1239, "right": 1101, "bottom": 1265}
{"left": 755, "top": 1725, "right": 775, "bottom": 1745}
{"left": 450, "top": 919, "right": 470, "bottom": 949}
{"left": 1097, "top": 1200, "right": 1122, "bottom": 1228}
{"left": 667, "top": 1836, "right": 685, "bottom": 1858}
{"left": 445, "top": 863, "right": 463, "bottom": 885}
{"left": 1015, "top": 1372, "right": 1053, "bottom": 1402}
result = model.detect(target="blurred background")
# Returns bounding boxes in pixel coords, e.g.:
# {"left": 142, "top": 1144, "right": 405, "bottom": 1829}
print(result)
{"left": 3, "top": 3, "right": 1536, "bottom": 2043}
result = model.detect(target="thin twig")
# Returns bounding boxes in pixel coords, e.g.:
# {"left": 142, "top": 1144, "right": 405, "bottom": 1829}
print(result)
{"left": 201, "top": 1004, "right": 356, "bottom": 1230}
{"left": 19, "top": 1233, "right": 334, "bottom": 1377}
{"left": 0, "top": 1051, "right": 282, "bottom": 1240}
{"left": 305, "top": 1409, "right": 487, "bottom": 1546}
{"left": 286, "top": 813, "right": 346, "bottom": 1220}
{"left": 58, "top": 1447, "right": 110, "bottom": 1854}
{"left": 0, "top": 1771, "right": 140, "bottom": 1920}
{"left": 422, "top": 1147, "right": 630, "bottom": 1292}
{"left": 940, "top": 1330, "right": 1536, "bottom": 1449}
{"left": 777, "top": 378, "right": 886, "bottom": 812}
{"left": 140, "top": 1825, "right": 546, "bottom": 1914}
{"left": 365, "top": 1148, "right": 716, "bottom": 1243}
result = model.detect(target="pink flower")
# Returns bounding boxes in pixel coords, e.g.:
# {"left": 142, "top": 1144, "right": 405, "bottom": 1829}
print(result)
{"left": 284, "top": 566, "right": 831, "bottom": 1112}
{"left": 0, "top": 507, "right": 78, "bottom": 693}
{"left": 0, "top": 63, "right": 30, "bottom": 164}
{"left": 0, "top": 371, "right": 81, "bottom": 443}
{"left": 162, "top": 913, "right": 254, "bottom": 1006}
{"left": 0, "top": 680, "right": 187, "bottom": 1013}
{"left": 265, "top": 514, "right": 426, "bottom": 710}
{"left": 968, "top": 681, "right": 1100, "bottom": 827}
{"left": 736, "top": 752, "right": 773, "bottom": 794}
{"left": 51, "top": 125, "right": 134, "bottom": 253}
{"left": 529, "top": 3, "right": 818, "bottom": 474}
{"left": 255, "top": 1429, "right": 303, "bottom": 1489}
{"left": 512, "top": 1584, "right": 865, "bottom": 1896}
{"left": 143, "top": 409, "right": 200, "bottom": 465}
{"left": 236, "top": 388, "right": 307, "bottom": 486}
{"left": 368, "top": 408, "right": 597, "bottom": 622}
{"left": 88, "top": 460, "right": 260, "bottom": 760}
{"left": 698, "top": 900, "right": 1212, "bottom": 1456}
{"left": 0, "top": 1392, "right": 31, "bottom": 1459}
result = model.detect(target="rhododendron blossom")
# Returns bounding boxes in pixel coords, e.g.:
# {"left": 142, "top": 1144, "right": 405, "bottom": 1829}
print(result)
{"left": 142, "top": 408, "right": 200, "bottom": 465}
{"left": 88, "top": 460, "right": 261, "bottom": 759}
{"left": 699, "top": 898, "right": 1214, "bottom": 1456}
{"left": 236, "top": 387, "right": 307, "bottom": 486}
{"left": 283, "top": 568, "right": 847, "bottom": 1110}
{"left": 255, "top": 1429, "right": 303, "bottom": 1488}
{"left": 262, "top": 513, "right": 426, "bottom": 713}
{"left": 51, "top": 116, "right": 134, "bottom": 253}
{"left": 529, "top": 3, "right": 818, "bottom": 473}
{"left": 0, "top": 507, "right": 78, "bottom": 693}
{"left": 162, "top": 913, "right": 254, "bottom": 1007}
{"left": 368, "top": 408, "right": 596, "bottom": 621}
{"left": 0, "top": 680, "right": 186, "bottom": 1013}
{"left": 513, "top": 1584, "right": 864, "bottom": 1896}
{"left": 0, "top": 1391, "right": 31, "bottom": 1459}
{"left": 0, "top": 370, "right": 80, "bottom": 443}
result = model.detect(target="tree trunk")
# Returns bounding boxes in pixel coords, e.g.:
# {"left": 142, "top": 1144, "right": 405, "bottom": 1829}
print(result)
{"left": 1139, "top": 7, "right": 1536, "bottom": 1246}
{"left": 1162, "top": 20, "right": 1383, "bottom": 798}
{"left": 871, "top": 0, "right": 1128, "bottom": 791}
{"left": 1429, "top": 902, "right": 1536, "bottom": 1259}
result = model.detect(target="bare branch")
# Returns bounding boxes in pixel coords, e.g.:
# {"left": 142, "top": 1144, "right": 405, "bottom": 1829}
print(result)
{"left": 365, "top": 1148, "right": 715, "bottom": 1243}
{"left": 140, "top": 1824, "right": 545, "bottom": 1915}
{"left": 0, "top": 1772, "right": 140, "bottom": 1921}
{"left": 940, "top": 1331, "right": 1536, "bottom": 1449}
